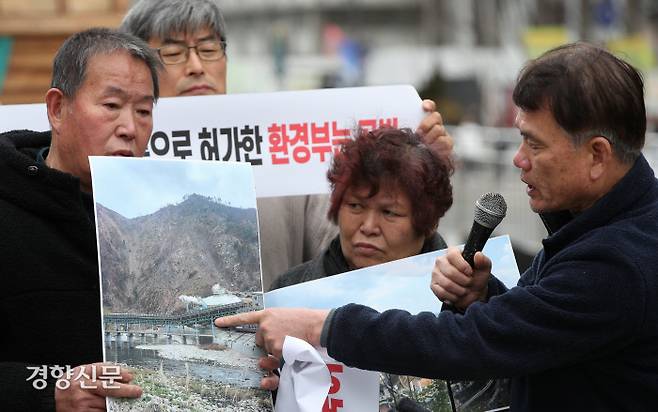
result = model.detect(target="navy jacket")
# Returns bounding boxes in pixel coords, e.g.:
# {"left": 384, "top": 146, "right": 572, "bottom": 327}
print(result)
{"left": 324, "top": 155, "right": 658, "bottom": 411}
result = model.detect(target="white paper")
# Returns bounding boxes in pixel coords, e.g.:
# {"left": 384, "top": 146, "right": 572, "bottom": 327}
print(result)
{"left": 266, "top": 235, "right": 520, "bottom": 311}
{"left": 276, "top": 336, "right": 331, "bottom": 412}
{"left": 317, "top": 348, "right": 380, "bottom": 412}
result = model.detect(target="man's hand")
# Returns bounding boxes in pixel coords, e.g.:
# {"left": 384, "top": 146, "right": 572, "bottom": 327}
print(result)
{"left": 417, "top": 99, "right": 453, "bottom": 155}
{"left": 431, "top": 247, "right": 491, "bottom": 311}
{"left": 214, "top": 308, "right": 330, "bottom": 360}
{"left": 55, "top": 363, "right": 141, "bottom": 412}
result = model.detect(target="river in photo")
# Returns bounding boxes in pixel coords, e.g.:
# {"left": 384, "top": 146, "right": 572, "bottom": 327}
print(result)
{"left": 104, "top": 327, "right": 263, "bottom": 388}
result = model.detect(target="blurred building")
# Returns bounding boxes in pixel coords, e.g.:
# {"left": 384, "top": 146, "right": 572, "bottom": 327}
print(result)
{"left": 0, "top": 0, "right": 129, "bottom": 104}
{"left": 218, "top": 0, "right": 658, "bottom": 128}
{"left": 1, "top": 0, "right": 657, "bottom": 125}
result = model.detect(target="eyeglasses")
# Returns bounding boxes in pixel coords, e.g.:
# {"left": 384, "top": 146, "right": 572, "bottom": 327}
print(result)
{"left": 156, "top": 39, "right": 226, "bottom": 65}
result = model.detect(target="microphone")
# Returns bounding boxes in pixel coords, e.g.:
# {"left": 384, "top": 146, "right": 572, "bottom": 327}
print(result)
{"left": 462, "top": 192, "right": 507, "bottom": 267}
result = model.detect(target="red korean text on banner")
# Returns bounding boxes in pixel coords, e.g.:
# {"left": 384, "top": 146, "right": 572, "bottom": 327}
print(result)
{"left": 322, "top": 363, "right": 344, "bottom": 412}
{"left": 267, "top": 117, "right": 399, "bottom": 165}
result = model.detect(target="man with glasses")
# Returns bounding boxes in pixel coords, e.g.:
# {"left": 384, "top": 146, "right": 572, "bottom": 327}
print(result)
{"left": 120, "top": 0, "right": 453, "bottom": 291}
{"left": 121, "top": 0, "right": 227, "bottom": 97}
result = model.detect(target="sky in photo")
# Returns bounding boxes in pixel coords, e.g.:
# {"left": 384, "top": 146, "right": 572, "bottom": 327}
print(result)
{"left": 90, "top": 157, "right": 257, "bottom": 218}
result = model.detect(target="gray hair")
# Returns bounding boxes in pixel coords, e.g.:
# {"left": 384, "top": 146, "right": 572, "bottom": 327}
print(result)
{"left": 51, "top": 28, "right": 163, "bottom": 100}
{"left": 571, "top": 129, "right": 641, "bottom": 165}
{"left": 120, "top": 0, "right": 227, "bottom": 46}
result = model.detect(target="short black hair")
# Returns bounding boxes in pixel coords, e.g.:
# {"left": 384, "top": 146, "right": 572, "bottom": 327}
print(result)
{"left": 513, "top": 42, "right": 645, "bottom": 164}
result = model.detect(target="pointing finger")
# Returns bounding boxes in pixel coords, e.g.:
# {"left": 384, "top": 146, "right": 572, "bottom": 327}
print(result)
{"left": 214, "top": 310, "right": 263, "bottom": 328}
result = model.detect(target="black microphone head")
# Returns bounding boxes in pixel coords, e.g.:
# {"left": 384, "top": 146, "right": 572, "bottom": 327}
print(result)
{"left": 474, "top": 192, "right": 507, "bottom": 229}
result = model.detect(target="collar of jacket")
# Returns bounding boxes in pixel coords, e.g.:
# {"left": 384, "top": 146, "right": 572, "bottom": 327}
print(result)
{"left": 0, "top": 129, "right": 93, "bottom": 223}
{"left": 539, "top": 154, "right": 654, "bottom": 257}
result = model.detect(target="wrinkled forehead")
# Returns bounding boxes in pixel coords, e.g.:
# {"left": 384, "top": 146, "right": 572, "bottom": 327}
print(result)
{"left": 149, "top": 27, "right": 220, "bottom": 47}
{"left": 149, "top": 21, "right": 224, "bottom": 44}
{"left": 78, "top": 51, "right": 155, "bottom": 96}
{"left": 349, "top": 178, "right": 404, "bottom": 198}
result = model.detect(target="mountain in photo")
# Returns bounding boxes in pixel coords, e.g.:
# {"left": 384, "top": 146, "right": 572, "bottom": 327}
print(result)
{"left": 97, "top": 194, "right": 260, "bottom": 315}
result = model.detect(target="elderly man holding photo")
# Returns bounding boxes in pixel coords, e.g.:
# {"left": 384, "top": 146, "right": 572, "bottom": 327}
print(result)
{"left": 0, "top": 29, "right": 161, "bottom": 411}
{"left": 216, "top": 42, "right": 658, "bottom": 411}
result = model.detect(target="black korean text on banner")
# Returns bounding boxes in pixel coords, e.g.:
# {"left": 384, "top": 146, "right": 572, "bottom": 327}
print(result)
{"left": 145, "top": 125, "right": 264, "bottom": 165}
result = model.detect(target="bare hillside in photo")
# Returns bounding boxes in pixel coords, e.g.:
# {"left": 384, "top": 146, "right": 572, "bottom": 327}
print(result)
{"left": 97, "top": 194, "right": 260, "bottom": 315}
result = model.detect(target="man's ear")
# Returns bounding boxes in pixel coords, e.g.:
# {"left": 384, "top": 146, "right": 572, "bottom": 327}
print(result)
{"left": 45, "top": 88, "right": 66, "bottom": 134}
{"left": 588, "top": 136, "right": 614, "bottom": 180}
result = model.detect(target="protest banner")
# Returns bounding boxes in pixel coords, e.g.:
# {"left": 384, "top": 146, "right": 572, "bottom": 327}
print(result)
{"left": 0, "top": 85, "right": 424, "bottom": 198}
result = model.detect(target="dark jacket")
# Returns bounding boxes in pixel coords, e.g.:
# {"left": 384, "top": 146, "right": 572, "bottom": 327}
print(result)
{"left": 0, "top": 130, "right": 102, "bottom": 411}
{"left": 324, "top": 155, "right": 658, "bottom": 411}
{"left": 269, "top": 233, "right": 448, "bottom": 291}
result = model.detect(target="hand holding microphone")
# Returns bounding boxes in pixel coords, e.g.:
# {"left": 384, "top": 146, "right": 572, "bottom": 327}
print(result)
{"left": 431, "top": 193, "right": 507, "bottom": 309}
